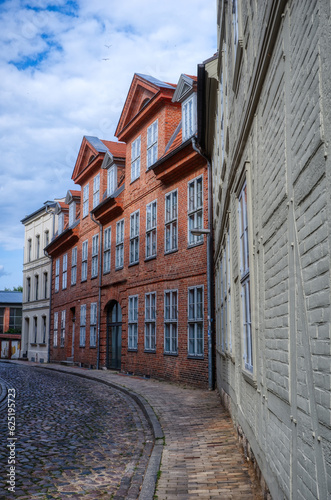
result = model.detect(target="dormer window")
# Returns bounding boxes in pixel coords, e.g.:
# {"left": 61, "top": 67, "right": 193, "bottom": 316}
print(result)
{"left": 58, "top": 213, "right": 64, "bottom": 235}
{"left": 182, "top": 94, "right": 196, "bottom": 141}
{"left": 69, "top": 202, "right": 76, "bottom": 226}
{"left": 147, "top": 120, "right": 158, "bottom": 168}
{"left": 131, "top": 136, "right": 141, "bottom": 182}
{"left": 107, "top": 165, "right": 117, "bottom": 196}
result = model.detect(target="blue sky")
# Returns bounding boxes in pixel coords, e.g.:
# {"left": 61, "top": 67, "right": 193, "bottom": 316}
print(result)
{"left": 0, "top": 0, "right": 216, "bottom": 289}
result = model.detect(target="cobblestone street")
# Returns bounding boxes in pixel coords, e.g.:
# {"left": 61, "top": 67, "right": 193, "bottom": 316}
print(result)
{"left": 0, "top": 362, "right": 153, "bottom": 499}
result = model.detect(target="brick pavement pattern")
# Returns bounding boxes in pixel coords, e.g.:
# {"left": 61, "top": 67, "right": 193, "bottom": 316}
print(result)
{"left": 33, "top": 363, "right": 263, "bottom": 499}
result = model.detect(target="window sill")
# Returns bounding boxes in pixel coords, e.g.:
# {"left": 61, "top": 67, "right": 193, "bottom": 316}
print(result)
{"left": 71, "top": 283, "right": 76, "bottom": 287}
{"left": 164, "top": 248, "right": 178, "bottom": 256}
{"left": 144, "top": 255, "right": 157, "bottom": 262}
{"left": 79, "top": 345, "right": 86, "bottom": 348}
{"left": 242, "top": 369, "right": 257, "bottom": 389}
{"left": 144, "top": 349, "right": 156, "bottom": 354}
{"left": 187, "top": 355, "right": 204, "bottom": 360}
{"left": 128, "top": 348, "right": 138, "bottom": 352}
{"left": 115, "top": 266, "right": 124, "bottom": 271}
{"left": 89, "top": 346, "right": 96, "bottom": 349}
{"left": 30, "top": 343, "right": 37, "bottom": 347}
{"left": 130, "top": 177, "right": 140, "bottom": 185}
{"left": 187, "top": 240, "right": 204, "bottom": 249}
{"left": 39, "top": 343, "right": 47, "bottom": 347}
{"left": 91, "top": 275, "right": 98, "bottom": 280}
{"left": 128, "top": 261, "right": 139, "bottom": 268}
{"left": 81, "top": 279, "right": 87, "bottom": 283}
{"left": 163, "top": 352, "right": 178, "bottom": 357}
{"left": 103, "top": 270, "right": 110, "bottom": 275}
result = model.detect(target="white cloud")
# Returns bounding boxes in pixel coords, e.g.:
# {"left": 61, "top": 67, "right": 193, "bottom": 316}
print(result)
{"left": 0, "top": 0, "right": 216, "bottom": 286}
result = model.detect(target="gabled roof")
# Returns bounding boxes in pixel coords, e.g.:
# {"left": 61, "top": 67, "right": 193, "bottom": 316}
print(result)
{"left": 172, "top": 74, "right": 197, "bottom": 103}
{"left": 72, "top": 136, "right": 126, "bottom": 184}
{"left": 115, "top": 74, "right": 176, "bottom": 141}
{"left": 65, "top": 190, "right": 81, "bottom": 205}
{"left": 55, "top": 201, "right": 69, "bottom": 214}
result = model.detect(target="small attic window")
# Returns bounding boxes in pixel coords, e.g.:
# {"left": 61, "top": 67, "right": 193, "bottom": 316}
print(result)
{"left": 140, "top": 98, "right": 150, "bottom": 111}
{"left": 88, "top": 154, "right": 96, "bottom": 163}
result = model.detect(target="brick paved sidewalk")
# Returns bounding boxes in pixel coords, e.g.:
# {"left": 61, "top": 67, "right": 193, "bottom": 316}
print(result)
{"left": 12, "top": 362, "right": 263, "bottom": 499}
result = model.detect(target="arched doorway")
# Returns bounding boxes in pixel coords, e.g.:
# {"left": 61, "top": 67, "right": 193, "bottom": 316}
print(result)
{"left": 106, "top": 301, "right": 122, "bottom": 370}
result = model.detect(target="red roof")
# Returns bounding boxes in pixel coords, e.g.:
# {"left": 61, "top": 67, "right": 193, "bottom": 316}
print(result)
{"left": 101, "top": 140, "right": 126, "bottom": 157}
{"left": 69, "top": 190, "right": 81, "bottom": 198}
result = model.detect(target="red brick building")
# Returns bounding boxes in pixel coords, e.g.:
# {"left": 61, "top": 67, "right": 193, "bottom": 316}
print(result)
{"left": 47, "top": 73, "right": 210, "bottom": 387}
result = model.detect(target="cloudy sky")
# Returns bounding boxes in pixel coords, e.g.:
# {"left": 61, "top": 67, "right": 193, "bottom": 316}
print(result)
{"left": 0, "top": 0, "right": 216, "bottom": 289}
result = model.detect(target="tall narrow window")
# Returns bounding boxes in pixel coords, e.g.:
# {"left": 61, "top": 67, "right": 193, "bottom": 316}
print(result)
{"left": 45, "top": 230, "right": 49, "bottom": 247}
{"left": 42, "top": 316, "right": 47, "bottom": 344}
{"left": 27, "top": 277, "right": 31, "bottom": 302}
{"left": 83, "top": 184, "right": 89, "bottom": 218}
{"left": 81, "top": 240, "right": 88, "bottom": 281}
{"left": 130, "top": 211, "right": 139, "bottom": 265}
{"left": 188, "top": 176, "right": 203, "bottom": 245}
{"left": 62, "top": 254, "right": 67, "bottom": 289}
{"left": 232, "top": 0, "right": 239, "bottom": 51}
{"left": 116, "top": 219, "right": 124, "bottom": 269}
{"left": 35, "top": 275, "right": 39, "bottom": 300}
{"left": 147, "top": 120, "right": 158, "bottom": 168}
{"left": 28, "top": 239, "right": 32, "bottom": 262}
{"left": 90, "top": 303, "right": 97, "bottom": 347}
{"left": 33, "top": 317, "right": 38, "bottom": 343}
{"left": 91, "top": 234, "right": 99, "bottom": 278}
{"left": 55, "top": 258, "right": 60, "bottom": 292}
{"left": 53, "top": 312, "right": 58, "bottom": 347}
{"left": 80, "top": 305, "right": 86, "bottom": 347}
{"left": 182, "top": 96, "right": 195, "bottom": 140}
{"left": 71, "top": 247, "right": 77, "bottom": 285}
{"left": 131, "top": 136, "right": 141, "bottom": 182}
{"left": 93, "top": 174, "right": 100, "bottom": 208}
{"left": 220, "top": 228, "right": 232, "bottom": 352}
{"left": 145, "top": 292, "right": 156, "bottom": 351}
{"left": 69, "top": 202, "right": 76, "bottom": 226}
{"left": 188, "top": 286, "right": 204, "bottom": 356}
{"left": 44, "top": 272, "right": 48, "bottom": 299}
{"left": 107, "top": 166, "right": 117, "bottom": 196}
{"left": 58, "top": 213, "right": 64, "bottom": 234}
{"left": 164, "top": 290, "right": 178, "bottom": 354}
{"left": 239, "top": 181, "right": 252, "bottom": 371}
{"left": 165, "top": 190, "right": 178, "bottom": 253}
{"left": 128, "top": 295, "right": 138, "bottom": 349}
{"left": 104, "top": 227, "right": 111, "bottom": 273}
{"left": 60, "top": 310, "right": 66, "bottom": 347}
{"left": 36, "top": 235, "right": 40, "bottom": 259}
{"left": 146, "top": 200, "right": 157, "bottom": 259}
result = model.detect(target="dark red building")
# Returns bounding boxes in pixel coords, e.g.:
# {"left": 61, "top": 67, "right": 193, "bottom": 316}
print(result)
{"left": 47, "top": 73, "right": 210, "bottom": 387}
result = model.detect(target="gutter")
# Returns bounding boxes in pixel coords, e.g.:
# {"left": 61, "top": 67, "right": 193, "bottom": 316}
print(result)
{"left": 191, "top": 137, "right": 214, "bottom": 390}
{"left": 90, "top": 212, "right": 103, "bottom": 370}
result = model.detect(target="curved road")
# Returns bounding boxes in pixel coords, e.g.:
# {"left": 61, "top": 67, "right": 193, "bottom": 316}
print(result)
{"left": 0, "top": 362, "right": 153, "bottom": 499}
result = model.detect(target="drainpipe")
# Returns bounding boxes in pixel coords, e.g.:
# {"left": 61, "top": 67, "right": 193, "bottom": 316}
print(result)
{"left": 90, "top": 213, "right": 103, "bottom": 370}
{"left": 192, "top": 137, "right": 214, "bottom": 390}
{"left": 44, "top": 204, "right": 56, "bottom": 363}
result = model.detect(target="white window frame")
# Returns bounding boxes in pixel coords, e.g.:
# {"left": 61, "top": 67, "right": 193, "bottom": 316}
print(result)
{"left": 44, "top": 272, "right": 48, "bottom": 299}
{"left": 130, "top": 210, "right": 139, "bottom": 265}
{"left": 36, "top": 234, "right": 40, "bottom": 259}
{"left": 42, "top": 315, "right": 47, "bottom": 344}
{"left": 91, "top": 234, "right": 99, "bottom": 278}
{"left": 55, "top": 258, "right": 60, "bottom": 292}
{"left": 58, "top": 213, "right": 64, "bottom": 235}
{"left": 93, "top": 173, "right": 100, "bottom": 208}
{"left": 71, "top": 247, "right": 77, "bottom": 285}
{"left": 128, "top": 295, "right": 138, "bottom": 350}
{"left": 145, "top": 292, "right": 156, "bottom": 351}
{"left": 45, "top": 230, "right": 49, "bottom": 247}
{"left": 239, "top": 181, "right": 252, "bottom": 372}
{"left": 146, "top": 200, "right": 157, "bottom": 259}
{"left": 188, "top": 176, "right": 203, "bottom": 246}
{"left": 81, "top": 240, "right": 88, "bottom": 281}
{"left": 147, "top": 120, "right": 158, "bottom": 168}
{"left": 131, "top": 136, "right": 141, "bottom": 182}
{"left": 107, "top": 165, "right": 117, "bottom": 196}
{"left": 35, "top": 274, "right": 39, "bottom": 300}
{"left": 62, "top": 254, "right": 67, "bottom": 289}
{"left": 188, "top": 286, "right": 204, "bottom": 357}
{"left": 60, "top": 310, "right": 66, "bottom": 347}
{"left": 80, "top": 304, "right": 86, "bottom": 347}
{"left": 69, "top": 202, "right": 76, "bottom": 226}
{"left": 103, "top": 227, "right": 111, "bottom": 273}
{"left": 182, "top": 94, "right": 196, "bottom": 141}
{"left": 165, "top": 189, "right": 178, "bottom": 253}
{"left": 90, "top": 302, "right": 97, "bottom": 347}
{"left": 53, "top": 312, "right": 58, "bottom": 347}
{"left": 164, "top": 290, "right": 178, "bottom": 354}
{"left": 83, "top": 184, "right": 89, "bottom": 218}
{"left": 33, "top": 316, "right": 38, "bottom": 343}
{"left": 115, "top": 219, "right": 124, "bottom": 269}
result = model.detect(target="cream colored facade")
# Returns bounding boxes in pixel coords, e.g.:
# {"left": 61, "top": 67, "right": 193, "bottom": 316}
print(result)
{"left": 21, "top": 202, "right": 56, "bottom": 363}
{"left": 199, "top": 1, "right": 331, "bottom": 498}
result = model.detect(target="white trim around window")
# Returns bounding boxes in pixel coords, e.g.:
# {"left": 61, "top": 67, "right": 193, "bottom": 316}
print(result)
{"left": 146, "top": 200, "right": 157, "bottom": 259}
{"left": 55, "top": 258, "right": 60, "bottom": 292}
{"left": 91, "top": 234, "right": 99, "bottom": 278}
{"left": 131, "top": 136, "right": 141, "bottom": 182}
{"left": 145, "top": 292, "right": 156, "bottom": 351}
{"left": 81, "top": 240, "right": 88, "bottom": 281}
{"left": 128, "top": 295, "right": 138, "bottom": 350}
{"left": 164, "top": 289, "right": 178, "bottom": 354}
{"left": 90, "top": 302, "right": 97, "bottom": 347}
{"left": 130, "top": 210, "right": 139, "bottom": 265}
{"left": 188, "top": 285, "right": 204, "bottom": 357}
{"left": 83, "top": 183, "right": 89, "bottom": 218}
{"left": 71, "top": 247, "right": 77, "bottom": 285}
{"left": 165, "top": 189, "right": 178, "bottom": 253}
{"left": 115, "top": 219, "right": 124, "bottom": 269}
{"left": 147, "top": 119, "right": 158, "bottom": 168}
{"left": 103, "top": 227, "right": 111, "bottom": 273}
{"left": 53, "top": 312, "right": 58, "bottom": 347}
{"left": 80, "top": 304, "right": 86, "bottom": 347}
{"left": 188, "top": 175, "right": 203, "bottom": 246}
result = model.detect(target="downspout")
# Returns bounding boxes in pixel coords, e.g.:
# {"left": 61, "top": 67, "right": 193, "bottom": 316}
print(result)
{"left": 192, "top": 137, "right": 214, "bottom": 390}
{"left": 90, "top": 212, "right": 103, "bottom": 370}
{"left": 45, "top": 204, "right": 55, "bottom": 363}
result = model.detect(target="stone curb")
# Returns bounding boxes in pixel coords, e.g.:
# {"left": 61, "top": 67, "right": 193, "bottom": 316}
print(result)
{"left": 29, "top": 364, "right": 164, "bottom": 500}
